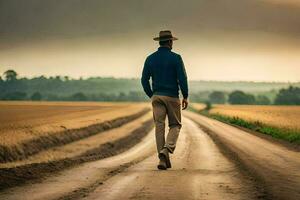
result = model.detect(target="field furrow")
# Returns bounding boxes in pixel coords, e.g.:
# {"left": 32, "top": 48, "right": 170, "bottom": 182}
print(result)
{"left": 0, "top": 108, "right": 150, "bottom": 163}
{"left": 0, "top": 104, "right": 154, "bottom": 191}
{"left": 0, "top": 112, "right": 153, "bottom": 168}
{"left": 0, "top": 102, "right": 149, "bottom": 146}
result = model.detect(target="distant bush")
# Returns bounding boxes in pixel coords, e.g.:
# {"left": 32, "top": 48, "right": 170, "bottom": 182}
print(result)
{"left": 70, "top": 92, "right": 88, "bottom": 101}
{"left": 209, "top": 91, "right": 226, "bottom": 104}
{"left": 3, "top": 70, "right": 18, "bottom": 81}
{"left": 31, "top": 92, "right": 42, "bottom": 101}
{"left": 205, "top": 101, "right": 212, "bottom": 110}
{"left": 228, "top": 90, "right": 255, "bottom": 105}
{"left": 255, "top": 95, "right": 271, "bottom": 105}
{"left": 274, "top": 86, "right": 300, "bottom": 105}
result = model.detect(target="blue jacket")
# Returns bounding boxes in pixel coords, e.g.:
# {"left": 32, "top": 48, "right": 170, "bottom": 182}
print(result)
{"left": 141, "top": 47, "right": 188, "bottom": 99}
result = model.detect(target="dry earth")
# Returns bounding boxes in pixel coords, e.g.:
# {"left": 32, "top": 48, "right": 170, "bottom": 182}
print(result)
{"left": 0, "top": 102, "right": 153, "bottom": 190}
{"left": 0, "top": 117, "right": 265, "bottom": 200}
{"left": 0, "top": 102, "right": 299, "bottom": 200}
{"left": 0, "top": 102, "right": 150, "bottom": 163}
{"left": 0, "top": 101, "right": 149, "bottom": 146}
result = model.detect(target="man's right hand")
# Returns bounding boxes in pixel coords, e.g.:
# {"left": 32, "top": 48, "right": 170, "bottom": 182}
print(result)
{"left": 182, "top": 98, "right": 188, "bottom": 110}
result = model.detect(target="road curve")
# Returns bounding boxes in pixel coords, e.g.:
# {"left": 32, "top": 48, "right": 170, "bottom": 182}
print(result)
{"left": 184, "top": 111, "right": 300, "bottom": 200}
{"left": 82, "top": 117, "right": 262, "bottom": 200}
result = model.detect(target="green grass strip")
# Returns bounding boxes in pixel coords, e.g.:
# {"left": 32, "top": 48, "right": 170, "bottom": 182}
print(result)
{"left": 190, "top": 106, "right": 300, "bottom": 144}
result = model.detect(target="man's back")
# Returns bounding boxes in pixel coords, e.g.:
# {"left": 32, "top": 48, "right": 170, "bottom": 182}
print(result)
{"left": 141, "top": 47, "right": 188, "bottom": 99}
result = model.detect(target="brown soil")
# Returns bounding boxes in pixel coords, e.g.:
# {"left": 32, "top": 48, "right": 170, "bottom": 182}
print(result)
{"left": 0, "top": 102, "right": 149, "bottom": 147}
{"left": 0, "top": 113, "right": 152, "bottom": 168}
{"left": 0, "top": 119, "right": 154, "bottom": 191}
{"left": 0, "top": 108, "right": 149, "bottom": 163}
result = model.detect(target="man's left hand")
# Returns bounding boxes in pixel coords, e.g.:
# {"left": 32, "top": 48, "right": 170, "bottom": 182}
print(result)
{"left": 182, "top": 98, "right": 188, "bottom": 110}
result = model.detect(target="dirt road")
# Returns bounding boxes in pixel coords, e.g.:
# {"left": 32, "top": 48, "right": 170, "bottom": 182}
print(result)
{"left": 82, "top": 117, "right": 262, "bottom": 200}
{"left": 1, "top": 112, "right": 299, "bottom": 200}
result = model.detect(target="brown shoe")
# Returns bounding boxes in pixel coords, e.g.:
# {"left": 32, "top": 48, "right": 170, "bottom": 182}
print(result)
{"left": 157, "top": 157, "right": 167, "bottom": 170}
{"left": 159, "top": 148, "right": 172, "bottom": 168}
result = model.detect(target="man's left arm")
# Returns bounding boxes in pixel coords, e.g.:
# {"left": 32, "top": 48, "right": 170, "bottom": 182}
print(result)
{"left": 176, "top": 55, "right": 189, "bottom": 109}
{"left": 176, "top": 55, "right": 188, "bottom": 98}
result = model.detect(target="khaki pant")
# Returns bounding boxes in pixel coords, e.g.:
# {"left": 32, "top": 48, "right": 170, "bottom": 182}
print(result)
{"left": 151, "top": 95, "right": 182, "bottom": 154}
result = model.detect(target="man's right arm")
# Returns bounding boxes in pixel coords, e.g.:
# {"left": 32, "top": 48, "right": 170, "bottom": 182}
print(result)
{"left": 141, "top": 58, "right": 153, "bottom": 98}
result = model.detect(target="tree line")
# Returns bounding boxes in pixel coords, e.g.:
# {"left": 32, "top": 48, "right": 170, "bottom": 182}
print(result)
{"left": 0, "top": 70, "right": 299, "bottom": 104}
{"left": 207, "top": 87, "right": 300, "bottom": 105}
{"left": 0, "top": 70, "right": 148, "bottom": 101}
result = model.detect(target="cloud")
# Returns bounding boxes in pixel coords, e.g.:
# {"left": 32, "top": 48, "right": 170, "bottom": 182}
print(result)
{"left": 0, "top": 0, "right": 299, "bottom": 42}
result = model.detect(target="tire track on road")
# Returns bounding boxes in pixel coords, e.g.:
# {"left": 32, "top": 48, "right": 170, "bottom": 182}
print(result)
{"left": 185, "top": 111, "right": 300, "bottom": 200}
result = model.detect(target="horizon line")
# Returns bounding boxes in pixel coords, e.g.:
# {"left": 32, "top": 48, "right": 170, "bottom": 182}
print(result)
{"left": 1, "top": 70, "right": 299, "bottom": 84}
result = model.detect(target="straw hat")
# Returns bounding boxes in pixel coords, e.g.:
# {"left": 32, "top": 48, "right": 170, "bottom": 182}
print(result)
{"left": 153, "top": 30, "right": 178, "bottom": 41}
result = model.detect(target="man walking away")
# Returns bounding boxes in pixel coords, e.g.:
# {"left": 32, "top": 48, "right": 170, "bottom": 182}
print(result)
{"left": 141, "top": 30, "right": 189, "bottom": 170}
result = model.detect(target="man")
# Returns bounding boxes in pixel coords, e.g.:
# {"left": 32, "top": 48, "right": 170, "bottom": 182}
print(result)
{"left": 141, "top": 30, "right": 189, "bottom": 170}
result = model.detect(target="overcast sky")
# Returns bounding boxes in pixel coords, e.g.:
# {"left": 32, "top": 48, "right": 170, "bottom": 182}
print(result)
{"left": 0, "top": 0, "right": 300, "bottom": 81}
